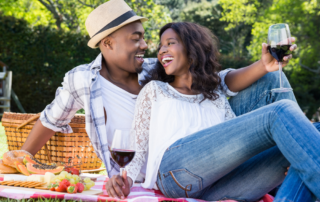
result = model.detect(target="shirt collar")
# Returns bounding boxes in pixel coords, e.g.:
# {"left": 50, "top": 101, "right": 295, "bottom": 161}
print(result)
{"left": 90, "top": 53, "right": 103, "bottom": 71}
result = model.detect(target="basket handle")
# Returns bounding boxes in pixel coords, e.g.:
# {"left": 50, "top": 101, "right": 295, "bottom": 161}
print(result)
{"left": 44, "top": 143, "right": 52, "bottom": 163}
{"left": 16, "top": 113, "right": 41, "bottom": 129}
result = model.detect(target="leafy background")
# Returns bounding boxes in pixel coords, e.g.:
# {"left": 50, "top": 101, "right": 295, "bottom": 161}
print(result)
{"left": 0, "top": 0, "right": 319, "bottom": 120}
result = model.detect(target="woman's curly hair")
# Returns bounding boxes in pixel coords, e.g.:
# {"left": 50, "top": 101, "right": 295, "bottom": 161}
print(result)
{"left": 141, "top": 22, "right": 222, "bottom": 101}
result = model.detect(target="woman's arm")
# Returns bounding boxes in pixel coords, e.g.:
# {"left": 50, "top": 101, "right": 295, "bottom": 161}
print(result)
{"left": 225, "top": 40, "right": 297, "bottom": 92}
{"left": 105, "top": 82, "right": 156, "bottom": 199}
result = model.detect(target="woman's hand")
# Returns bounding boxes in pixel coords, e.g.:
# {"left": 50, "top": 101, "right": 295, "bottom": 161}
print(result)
{"left": 261, "top": 37, "right": 297, "bottom": 72}
{"left": 105, "top": 170, "right": 133, "bottom": 199}
{"left": 285, "top": 167, "right": 290, "bottom": 176}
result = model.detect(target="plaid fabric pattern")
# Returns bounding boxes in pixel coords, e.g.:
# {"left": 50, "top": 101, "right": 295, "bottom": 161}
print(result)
{"left": 39, "top": 53, "right": 234, "bottom": 177}
{"left": 0, "top": 176, "right": 274, "bottom": 202}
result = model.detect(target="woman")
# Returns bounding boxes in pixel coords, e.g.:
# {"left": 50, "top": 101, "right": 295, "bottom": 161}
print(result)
{"left": 107, "top": 22, "right": 320, "bottom": 201}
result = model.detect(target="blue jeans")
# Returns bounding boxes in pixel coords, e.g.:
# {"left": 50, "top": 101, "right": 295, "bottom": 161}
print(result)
{"left": 156, "top": 72, "right": 320, "bottom": 202}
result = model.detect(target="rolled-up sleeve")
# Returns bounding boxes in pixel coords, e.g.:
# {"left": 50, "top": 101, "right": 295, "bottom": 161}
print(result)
{"left": 40, "top": 72, "right": 82, "bottom": 133}
{"left": 219, "top": 68, "right": 238, "bottom": 97}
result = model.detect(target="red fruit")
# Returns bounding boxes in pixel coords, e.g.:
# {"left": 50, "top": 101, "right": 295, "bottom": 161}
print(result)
{"left": 71, "top": 168, "right": 79, "bottom": 175}
{"left": 55, "top": 184, "right": 67, "bottom": 192}
{"left": 60, "top": 179, "right": 70, "bottom": 187}
{"left": 67, "top": 184, "right": 77, "bottom": 194}
{"left": 76, "top": 182, "right": 85, "bottom": 193}
{"left": 49, "top": 182, "right": 58, "bottom": 191}
{"left": 65, "top": 167, "right": 79, "bottom": 175}
{"left": 65, "top": 167, "right": 72, "bottom": 173}
{"left": 55, "top": 180, "right": 69, "bottom": 192}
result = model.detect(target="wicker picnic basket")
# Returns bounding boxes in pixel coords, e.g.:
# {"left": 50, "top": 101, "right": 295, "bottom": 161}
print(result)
{"left": 1, "top": 112, "right": 102, "bottom": 170}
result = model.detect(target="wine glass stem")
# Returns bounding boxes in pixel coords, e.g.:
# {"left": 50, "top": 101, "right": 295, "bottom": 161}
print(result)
{"left": 120, "top": 167, "right": 124, "bottom": 176}
{"left": 279, "top": 62, "right": 283, "bottom": 89}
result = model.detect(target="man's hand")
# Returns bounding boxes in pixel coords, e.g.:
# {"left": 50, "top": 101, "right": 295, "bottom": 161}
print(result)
{"left": 261, "top": 37, "right": 297, "bottom": 72}
{"left": 105, "top": 170, "right": 133, "bottom": 199}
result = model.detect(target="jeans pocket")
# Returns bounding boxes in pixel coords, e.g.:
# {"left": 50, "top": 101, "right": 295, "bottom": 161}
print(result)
{"left": 162, "top": 169, "right": 202, "bottom": 198}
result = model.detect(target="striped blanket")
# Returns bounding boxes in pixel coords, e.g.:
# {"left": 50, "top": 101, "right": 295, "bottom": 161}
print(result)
{"left": 0, "top": 176, "right": 274, "bottom": 202}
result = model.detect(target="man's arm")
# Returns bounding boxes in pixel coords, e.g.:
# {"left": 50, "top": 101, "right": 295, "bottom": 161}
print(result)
{"left": 20, "top": 70, "right": 83, "bottom": 155}
{"left": 225, "top": 41, "right": 297, "bottom": 92}
{"left": 21, "top": 120, "right": 55, "bottom": 155}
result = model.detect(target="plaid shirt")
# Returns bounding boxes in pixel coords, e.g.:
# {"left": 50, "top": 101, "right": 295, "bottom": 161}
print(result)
{"left": 40, "top": 53, "right": 234, "bottom": 177}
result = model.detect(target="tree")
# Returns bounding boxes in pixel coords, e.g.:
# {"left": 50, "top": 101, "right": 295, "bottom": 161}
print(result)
{"left": 125, "top": 0, "right": 172, "bottom": 54}
{"left": 155, "top": 0, "right": 185, "bottom": 20}
{"left": 179, "top": 1, "right": 252, "bottom": 69}
{"left": 219, "top": 0, "right": 320, "bottom": 119}
{"left": 0, "top": 0, "right": 172, "bottom": 55}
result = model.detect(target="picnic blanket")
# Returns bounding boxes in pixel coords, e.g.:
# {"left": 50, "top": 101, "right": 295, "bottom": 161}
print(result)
{"left": 0, "top": 176, "right": 274, "bottom": 202}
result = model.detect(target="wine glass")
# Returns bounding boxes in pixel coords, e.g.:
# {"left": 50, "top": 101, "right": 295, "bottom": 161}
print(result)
{"left": 267, "top": 23, "right": 293, "bottom": 93}
{"left": 110, "top": 129, "right": 136, "bottom": 175}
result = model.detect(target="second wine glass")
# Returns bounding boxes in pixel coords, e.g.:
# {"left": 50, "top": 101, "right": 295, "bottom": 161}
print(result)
{"left": 267, "top": 23, "right": 293, "bottom": 93}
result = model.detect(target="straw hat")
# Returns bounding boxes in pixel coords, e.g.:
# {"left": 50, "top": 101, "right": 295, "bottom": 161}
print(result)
{"left": 86, "top": 0, "right": 148, "bottom": 49}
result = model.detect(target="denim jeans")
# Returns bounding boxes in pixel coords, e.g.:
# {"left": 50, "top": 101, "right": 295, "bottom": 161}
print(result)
{"left": 156, "top": 71, "right": 320, "bottom": 202}
{"left": 274, "top": 168, "right": 316, "bottom": 202}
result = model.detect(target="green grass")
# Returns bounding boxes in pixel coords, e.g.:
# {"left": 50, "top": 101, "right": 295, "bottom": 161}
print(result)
{"left": 0, "top": 122, "right": 9, "bottom": 159}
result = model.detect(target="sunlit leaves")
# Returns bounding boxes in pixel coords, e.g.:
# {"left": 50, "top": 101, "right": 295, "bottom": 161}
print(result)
{"left": 219, "top": 0, "right": 260, "bottom": 30}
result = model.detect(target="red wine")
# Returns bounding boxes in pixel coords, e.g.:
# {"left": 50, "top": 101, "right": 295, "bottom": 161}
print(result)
{"left": 267, "top": 45, "right": 291, "bottom": 62}
{"left": 110, "top": 149, "right": 135, "bottom": 167}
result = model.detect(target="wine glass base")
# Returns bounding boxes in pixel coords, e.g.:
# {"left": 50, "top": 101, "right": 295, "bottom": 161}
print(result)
{"left": 271, "top": 88, "right": 293, "bottom": 93}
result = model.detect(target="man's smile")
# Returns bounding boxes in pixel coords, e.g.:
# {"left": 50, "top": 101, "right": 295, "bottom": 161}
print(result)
{"left": 135, "top": 53, "right": 145, "bottom": 64}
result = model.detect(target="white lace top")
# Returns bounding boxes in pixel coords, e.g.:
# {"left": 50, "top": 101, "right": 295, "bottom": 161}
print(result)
{"left": 126, "top": 79, "right": 237, "bottom": 189}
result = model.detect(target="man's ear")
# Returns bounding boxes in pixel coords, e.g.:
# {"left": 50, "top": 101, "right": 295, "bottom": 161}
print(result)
{"left": 100, "top": 36, "right": 113, "bottom": 50}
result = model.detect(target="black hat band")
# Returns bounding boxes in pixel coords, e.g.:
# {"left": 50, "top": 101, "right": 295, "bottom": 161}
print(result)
{"left": 92, "top": 10, "right": 137, "bottom": 38}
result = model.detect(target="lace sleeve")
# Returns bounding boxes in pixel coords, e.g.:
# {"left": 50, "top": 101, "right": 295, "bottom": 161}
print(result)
{"left": 126, "top": 82, "right": 156, "bottom": 183}
{"left": 224, "top": 96, "right": 236, "bottom": 121}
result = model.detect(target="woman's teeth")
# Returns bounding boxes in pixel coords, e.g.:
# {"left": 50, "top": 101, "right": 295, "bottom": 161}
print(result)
{"left": 162, "top": 57, "right": 174, "bottom": 64}
{"left": 135, "top": 54, "right": 144, "bottom": 58}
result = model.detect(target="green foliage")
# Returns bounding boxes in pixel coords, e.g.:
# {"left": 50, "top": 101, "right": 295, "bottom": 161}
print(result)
{"left": 220, "top": 0, "right": 320, "bottom": 119}
{"left": 0, "top": 14, "right": 100, "bottom": 113}
{"left": 0, "top": 0, "right": 172, "bottom": 55}
{"left": 0, "top": 123, "right": 8, "bottom": 159}
{"left": 126, "top": 0, "right": 172, "bottom": 53}
{"left": 246, "top": 0, "right": 320, "bottom": 118}
{"left": 155, "top": 0, "right": 185, "bottom": 20}
{"left": 0, "top": 0, "right": 55, "bottom": 28}
{"left": 180, "top": 1, "right": 252, "bottom": 64}
{"left": 219, "top": 0, "right": 260, "bottom": 30}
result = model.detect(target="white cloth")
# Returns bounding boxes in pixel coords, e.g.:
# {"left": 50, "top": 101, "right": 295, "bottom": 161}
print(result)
{"left": 99, "top": 75, "right": 137, "bottom": 144}
{"left": 126, "top": 80, "right": 237, "bottom": 189}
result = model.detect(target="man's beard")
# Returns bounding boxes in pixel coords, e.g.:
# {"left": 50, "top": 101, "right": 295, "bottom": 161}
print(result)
{"left": 135, "top": 66, "right": 143, "bottom": 74}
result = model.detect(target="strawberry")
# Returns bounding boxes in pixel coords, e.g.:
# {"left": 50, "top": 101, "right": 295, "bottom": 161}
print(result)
{"left": 67, "top": 184, "right": 77, "bottom": 194}
{"left": 71, "top": 168, "right": 80, "bottom": 175}
{"left": 55, "top": 180, "right": 69, "bottom": 192}
{"left": 76, "top": 182, "right": 85, "bottom": 193}
{"left": 48, "top": 182, "right": 58, "bottom": 191}
{"left": 55, "top": 184, "right": 67, "bottom": 192}
{"left": 60, "top": 179, "right": 70, "bottom": 187}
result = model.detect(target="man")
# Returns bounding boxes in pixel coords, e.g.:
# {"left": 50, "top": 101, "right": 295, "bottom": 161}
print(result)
{"left": 20, "top": 0, "right": 153, "bottom": 178}
{"left": 10, "top": 0, "right": 319, "bottom": 201}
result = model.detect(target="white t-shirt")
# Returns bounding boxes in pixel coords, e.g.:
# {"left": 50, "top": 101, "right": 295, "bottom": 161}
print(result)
{"left": 99, "top": 74, "right": 148, "bottom": 180}
{"left": 99, "top": 75, "right": 137, "bottom": 144}
{"left": 126, "top": 80, "right": 237, "bottom": 189}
